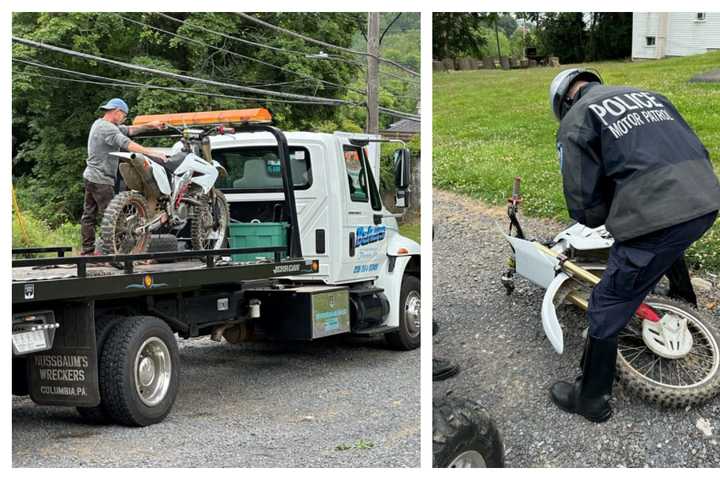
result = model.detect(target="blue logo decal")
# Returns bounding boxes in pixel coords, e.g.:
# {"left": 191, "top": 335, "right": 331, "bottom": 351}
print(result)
{"left": 355, "top": 225, "right": 386, "bottom": 247}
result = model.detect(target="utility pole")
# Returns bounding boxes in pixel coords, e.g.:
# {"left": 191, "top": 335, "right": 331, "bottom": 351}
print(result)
{"left": 366, "top": 12, "right": 380, "bottom": 134}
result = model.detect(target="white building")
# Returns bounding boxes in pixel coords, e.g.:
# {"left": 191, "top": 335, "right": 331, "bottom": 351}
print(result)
{"left": 632, "top": 12, "right": 720, "bottom": 59}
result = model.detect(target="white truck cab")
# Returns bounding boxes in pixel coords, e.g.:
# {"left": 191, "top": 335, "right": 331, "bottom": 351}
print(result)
{"left": 208, "top": 130, "right": 421, "bottom": 349}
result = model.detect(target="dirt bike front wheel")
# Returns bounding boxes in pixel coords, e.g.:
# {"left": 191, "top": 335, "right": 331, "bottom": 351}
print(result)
{"left": 100, "top": 191, "right": 152, "bottom": 255}
{"left": 190, "top": 189, "right": 229, "bottom": 251}
{"left": 616, "top": 295, "right": 720, "bottom": 408}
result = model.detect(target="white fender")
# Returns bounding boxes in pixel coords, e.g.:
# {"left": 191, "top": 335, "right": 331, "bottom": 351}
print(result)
{"left": 174, "top": 153, "right": 218, "bottom": 194}
{"left": 386, "top": 232, "right": 420, "bottom": 257}
{"left": 541, "top": 272, "right": 571, "bottom": 354}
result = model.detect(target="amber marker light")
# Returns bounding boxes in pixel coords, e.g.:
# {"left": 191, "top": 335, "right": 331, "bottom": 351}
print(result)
{"left": 143, "top": 274, "right": 153, "bottom": 289}
{"left": 311, "top": 260, "right": 320, "bottom": 272}
{"left": 133, "top": 108, "right": 272, "bottom": 127}
{"left": 397, "top": 247, "right": 409, "bottom": 254}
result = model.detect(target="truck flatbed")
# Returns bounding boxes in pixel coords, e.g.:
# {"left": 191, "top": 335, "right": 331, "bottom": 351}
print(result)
{"left": 13, "top": 247, "right": 315, "bottom": 304}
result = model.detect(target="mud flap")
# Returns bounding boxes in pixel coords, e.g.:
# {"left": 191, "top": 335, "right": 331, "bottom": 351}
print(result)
{"left": 542, "top": 273, "right": 570, "bottom": 354}
{"left": 28, "top": 301, "right": 100, "bottom": 407}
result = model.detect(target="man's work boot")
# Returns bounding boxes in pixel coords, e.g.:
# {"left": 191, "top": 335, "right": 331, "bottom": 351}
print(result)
{"left": 433, "top": 357, "right": 460, "bottom": 381}
{"left": 550, "top": 336, "right": 617, "bottom": 423}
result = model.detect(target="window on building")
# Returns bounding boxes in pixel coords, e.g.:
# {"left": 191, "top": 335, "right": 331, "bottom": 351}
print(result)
{"left": 646, "top": 36, "right": 656, "bottom": 47}
{"left": 696, "top": 13, "right": 706, "bottom": 22}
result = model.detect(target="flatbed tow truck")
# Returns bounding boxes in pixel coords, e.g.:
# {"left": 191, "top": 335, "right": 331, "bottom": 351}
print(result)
{"left": 12, "top": 109, "right": 420, "bottom": 427}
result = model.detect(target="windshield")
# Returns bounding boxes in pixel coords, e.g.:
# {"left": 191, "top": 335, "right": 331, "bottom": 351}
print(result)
{"left": 213, "top": 146, "right": 311, "bottom": 191}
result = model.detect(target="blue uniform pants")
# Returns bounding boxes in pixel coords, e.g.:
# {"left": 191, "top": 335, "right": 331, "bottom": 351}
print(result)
{"left": 588, "top": 211, "right": 717, "bottom": 339}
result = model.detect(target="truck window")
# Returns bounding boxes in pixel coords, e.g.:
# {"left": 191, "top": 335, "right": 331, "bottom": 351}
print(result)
{"left": 212, "top": 146, "right": 312, "bottom": 192}
{"left": 343, "top": 146, "right": 368, "bottom": 202}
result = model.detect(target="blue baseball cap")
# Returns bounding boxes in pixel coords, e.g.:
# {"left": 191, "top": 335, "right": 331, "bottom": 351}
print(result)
{"left": 99, "top": 98, "right": 129, "bottom": 114}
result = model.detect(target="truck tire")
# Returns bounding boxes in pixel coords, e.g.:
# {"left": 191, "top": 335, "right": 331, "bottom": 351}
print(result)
{"left": 433, "top": 397, "right": 505, "bottom": 468}
{"left": 385, "top": 275, "right": 421, "bottom": 350}
{"left": 99, "top": 316, "right": 179, "bottom": 427}
{"left": 76, "top": 315, "right": 123, "bottom": 424}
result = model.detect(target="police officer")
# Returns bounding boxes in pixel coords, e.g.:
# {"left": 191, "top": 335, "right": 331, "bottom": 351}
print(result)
{"left": 549, "top": 68, "right": 720, "bottom": 422}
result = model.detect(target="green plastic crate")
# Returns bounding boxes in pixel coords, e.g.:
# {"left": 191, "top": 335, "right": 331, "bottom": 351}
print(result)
{"left": 228, "top": 221, "right": 289, "bottom": 262}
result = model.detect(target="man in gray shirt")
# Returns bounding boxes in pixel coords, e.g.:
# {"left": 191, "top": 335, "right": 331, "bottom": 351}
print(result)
{"left": 81, "top": 98, "right": 168, "bottom": 255}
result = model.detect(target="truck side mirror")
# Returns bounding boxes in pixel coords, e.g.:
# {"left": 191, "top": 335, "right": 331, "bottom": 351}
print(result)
{"left": 393, "top": 148, "right": 411, "bottom": 208}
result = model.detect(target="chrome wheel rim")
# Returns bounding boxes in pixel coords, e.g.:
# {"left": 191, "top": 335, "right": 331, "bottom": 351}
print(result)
{"left": 405, "top": 290, "right": 421, "bottom": 337}
{"left": 134, "top": 337, "right": 172, "bottom": 407}
{"left": 618, "top": 302, "right": 720, "bottom": 389}
{"left": 116, "top": 202, "right": 146, "bottom": 253}
{"left": 448, "top": 450, "right": 487, "bottom": 468}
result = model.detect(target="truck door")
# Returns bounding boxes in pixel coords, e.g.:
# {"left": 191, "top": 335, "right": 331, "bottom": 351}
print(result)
{"left": 339, "top": 144, "right": 388, "bottom": 282}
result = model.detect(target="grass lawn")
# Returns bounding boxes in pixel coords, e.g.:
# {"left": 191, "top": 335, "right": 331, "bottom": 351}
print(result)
{"left": 433, "top": 51, "right": 720, "bottom": 271}
{"left": 399, "top": 221, "right": 421, "bottom": 244}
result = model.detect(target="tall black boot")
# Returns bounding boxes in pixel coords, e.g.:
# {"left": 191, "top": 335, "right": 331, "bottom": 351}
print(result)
{"left": 550, "top": 336, "right": 617, "bottom": 423}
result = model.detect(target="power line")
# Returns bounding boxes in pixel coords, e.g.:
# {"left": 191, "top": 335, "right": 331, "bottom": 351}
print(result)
{"left": 12, "top": 59, "right": 340, "bottom": 105}
{"left": 235, "top": 12, "right": 420, "bottom": 77}
{"left": 12, "top": 55, "right": 420, "bottom": 120}
{"left": 13, "top": 70, "right": 342, "bottom": 106}
{"left": 12, "top": 36, "right": 359, "bottom": 105}
{"left": 114, "top": 13, "right": 367, "bottom": 96}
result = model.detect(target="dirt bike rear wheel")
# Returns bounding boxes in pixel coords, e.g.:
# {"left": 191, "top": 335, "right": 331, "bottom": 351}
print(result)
{"left": 100, "top": 191, "right": 151, "bottom": 255}
{"left": 616, "top": 295, "right": 720, "bottom": 408}
{"left": 190, "top": 189, "right": 229, "bottom": 251}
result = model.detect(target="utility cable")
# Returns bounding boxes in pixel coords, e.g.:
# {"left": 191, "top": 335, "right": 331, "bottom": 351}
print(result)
{"left": 235, "top": 12, "right": 420, "bottom": 77}
{"left": 115, "top": 13, "right": 366, "bottom": 96}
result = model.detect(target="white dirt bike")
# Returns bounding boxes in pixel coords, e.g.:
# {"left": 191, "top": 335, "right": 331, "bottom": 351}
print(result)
{"left": 501, "top": 177, "right": 720, "bottom": 408}
{"left": 100, "top": 125, "right": 230, "bottom": 255}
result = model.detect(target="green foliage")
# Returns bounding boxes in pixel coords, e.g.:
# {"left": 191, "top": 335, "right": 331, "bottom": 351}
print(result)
{"left": 12, "top": 208, "right": 81, "bottom": 252}
{"left": 432, "top": 13, "right": 487, "bottom": 59}
{"left": 12, "top": 12, "right": 418, "bottom": 227}
{"left": 433, "top": 52, "right": 720, "bottom": 271}
{"left": 399, "top": 222, "right": 420, "bottom": 243}
{"left": 535, "top": 12, "right": 587, "bottom": 63}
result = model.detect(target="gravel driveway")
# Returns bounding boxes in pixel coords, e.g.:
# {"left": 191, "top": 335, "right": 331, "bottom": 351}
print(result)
{"left": 13, "top": 335, "right": 419, "bottom": 467}
{"left": 433, "top": 189, "right": 720, "bottom": 467}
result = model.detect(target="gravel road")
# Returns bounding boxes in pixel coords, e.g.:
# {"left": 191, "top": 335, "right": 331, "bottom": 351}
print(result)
{"left": 13, "top": 335, "right": 419, "bottom": 467}
{"left": 433, "top": 189, "right": 720, "bottom": 468}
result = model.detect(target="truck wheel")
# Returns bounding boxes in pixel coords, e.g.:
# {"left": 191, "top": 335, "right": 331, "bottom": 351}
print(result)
{"left": 99, "top": 316, "right": 179, "bottom": 427}
{"left": 433, "top": 397, "right": 505, "bottom": 468}
{"left": 385, "top": 275, "right": 421, "bottom": 350}
{"left": 76, "top": 315, "right": 123, "bottom": 424}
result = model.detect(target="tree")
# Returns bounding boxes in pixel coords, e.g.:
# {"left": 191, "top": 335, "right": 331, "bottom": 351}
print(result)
{"left": 432, "top": 13, "right": 487, "bottom": 59}
{"left": 535, "top": 12, "right": 587, "bottom": 63}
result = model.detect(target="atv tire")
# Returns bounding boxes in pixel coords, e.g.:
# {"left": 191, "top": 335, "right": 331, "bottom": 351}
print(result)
{"left": 616, "top": 295, "right": 720, "bottom": 408}
{"left": 385, "top": 275, "right": 421, "bottom": 350}
{"left": 433, "top": 397, "right": 505, "bottom": 468}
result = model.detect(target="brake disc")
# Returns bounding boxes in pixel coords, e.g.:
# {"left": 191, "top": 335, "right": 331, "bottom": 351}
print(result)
{"left": 642, "top": 313, "right": 693, "bottom": 359}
